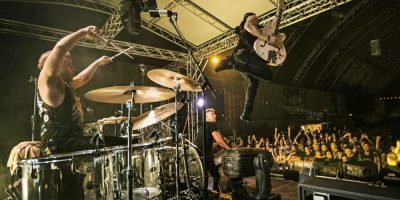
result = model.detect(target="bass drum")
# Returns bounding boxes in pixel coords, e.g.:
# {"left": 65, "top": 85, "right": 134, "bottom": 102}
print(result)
{"left": 18, "top": 149, "right": 115, "bottom": 200}
{"left": 153, "top": 146, "right": 204, "bottom": 197}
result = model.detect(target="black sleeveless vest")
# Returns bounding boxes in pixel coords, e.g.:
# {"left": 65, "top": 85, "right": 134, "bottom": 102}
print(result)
{"left": 37, "top": 83, "right": 84, "bottom": 155}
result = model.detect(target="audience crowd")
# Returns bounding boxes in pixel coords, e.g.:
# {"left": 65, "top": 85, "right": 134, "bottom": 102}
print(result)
{"left": 219, "top": 125, "right": 400, "bottom": 185}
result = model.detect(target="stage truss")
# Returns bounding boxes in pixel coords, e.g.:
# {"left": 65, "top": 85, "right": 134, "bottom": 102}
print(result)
{"left": 0, "top": 0, "right": 355, "bottom": 141}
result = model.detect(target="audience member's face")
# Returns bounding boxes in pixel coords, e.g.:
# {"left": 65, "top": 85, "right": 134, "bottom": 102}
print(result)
{"left": 315, "top": 151, "right": 322, "bottom": 157}
{"left": 326, "top": 151, "right": 333, "bottom": 159}
{"left": 321, "top": 144, "right": 328, "bottom": 152}
{"left": 291, "top": 145, "right": 297, "bottom": 152}
{"left": 344, "top": 148, "right": 353, "bottom": 157}
{"left": 331, "top": 143, "right": 337, "bottom": 151}
{"left": 307, "top": 140, "right": 312, "bottom": 145}
{"left": 342, "top": 156, "right": 348, "bottom": 162}
{"left": 362, "top": 143, "right": 370, "bottom": 152}
{"left": 313, "top": 144, "right": 320, "bottom": 151}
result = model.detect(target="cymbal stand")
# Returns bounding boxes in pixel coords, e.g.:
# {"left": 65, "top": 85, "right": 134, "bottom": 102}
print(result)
{"left": 29, "top": 76, "right": 38, "bottom": 141}
{"left": 173, "top": 79, "right": 181, "bottom": 199}
{"left": 179, "top": 134, "right": 197, "bottom": 200}
{"left": 125, "top": 91, "right": 135, "bottom": 200}
{"left": 168, "top": 13, "right": 217, "bottom": 200}
{"left": 160, "top": 118, "right": 197, "bottom": 199}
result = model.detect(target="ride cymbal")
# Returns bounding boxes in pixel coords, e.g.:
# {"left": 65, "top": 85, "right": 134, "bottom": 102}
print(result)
{"left": 84, "top": 86, "right": 175, "bottom": 104}
{"left": 147, "top": 69, "right": 201, "bottom": 92}
{"left": 132, "top": 102, "right": 183, "bottom": 130}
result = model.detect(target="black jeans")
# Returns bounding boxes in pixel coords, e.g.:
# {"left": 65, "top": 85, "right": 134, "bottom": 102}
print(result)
{"left": 233, "top": 49, "right": 274, "bottom": 117}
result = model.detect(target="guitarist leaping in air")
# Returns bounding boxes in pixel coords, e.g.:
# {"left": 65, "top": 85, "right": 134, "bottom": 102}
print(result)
{"left": 214, "top": 0, "right": 286, "bottom": 123}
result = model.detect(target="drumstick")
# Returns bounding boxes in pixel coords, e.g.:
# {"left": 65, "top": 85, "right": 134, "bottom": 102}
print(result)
{"left": 95, "top": 33, "right": 134, "bottom": 60}
{"left": 110, "top": 46, "right": 134, "bottom": 60}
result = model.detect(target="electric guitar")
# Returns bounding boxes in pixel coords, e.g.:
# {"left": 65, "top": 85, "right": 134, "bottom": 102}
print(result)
{"left": 254, "top": 0, "right": 286, "bottom": 66}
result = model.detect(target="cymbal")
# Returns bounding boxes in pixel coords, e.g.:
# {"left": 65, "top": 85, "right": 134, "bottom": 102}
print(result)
{"left": 98, "top": 116, "right": 128, "bottom": 125}
{"left": 132, "top": 102, "right": 183, "bottom": 130}
{"left": 147, "top": 69, "right": 201, "bottom": 92}
{"left": 84, "top": 86, "right": 175, "bottom": 104}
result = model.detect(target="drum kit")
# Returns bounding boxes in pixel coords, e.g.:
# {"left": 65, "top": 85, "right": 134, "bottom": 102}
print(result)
{"left": 18, "top": 69, "right": 204, "bottom": 200}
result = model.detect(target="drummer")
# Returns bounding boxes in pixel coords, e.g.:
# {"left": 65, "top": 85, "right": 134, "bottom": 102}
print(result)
{"left": 36, "top": 25, "right": 126, "bottom": 155}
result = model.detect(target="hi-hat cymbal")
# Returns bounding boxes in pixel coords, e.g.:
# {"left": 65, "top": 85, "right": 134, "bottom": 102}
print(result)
{"left": 84, "top": 86, "right": 175, "bottom": 104}
{"left": 98, "top": 116, "right": 128, "bottom": 125}
{"left": 147, "top": 69, "right": 201, "bottom": 92}
{"left": 132, "top": 102, "right": 183, "bottom": 130}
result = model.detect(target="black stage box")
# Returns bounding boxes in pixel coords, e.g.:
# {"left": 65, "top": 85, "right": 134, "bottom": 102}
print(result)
{"left": 298, "top": 177, "right": 399, "bottom": 200}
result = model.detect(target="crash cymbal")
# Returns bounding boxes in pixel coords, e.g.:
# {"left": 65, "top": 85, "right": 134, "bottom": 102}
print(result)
{"left": 147, "top": 69, "right": 201, "bottom": 92}
{"left": 132, "top": 102, "right": 183, "bottom": 130}
{"left": 84, "top": 86, "right": 175, "bottom": 104}
{"left": 98, "top": 116, "right": 128, "bottom": 125}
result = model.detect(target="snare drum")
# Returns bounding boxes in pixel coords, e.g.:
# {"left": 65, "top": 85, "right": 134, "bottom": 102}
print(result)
{"left": 18, "top": 149, "right": 115, "bottom": 200}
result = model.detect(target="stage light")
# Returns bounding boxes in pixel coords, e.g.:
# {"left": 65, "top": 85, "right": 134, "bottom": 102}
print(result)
{"left": 120, "top": 0, "right": 143, "bottom": 36}
{"left": 196, "top": 98, "right": 204, "bottom": 107}
{"left": 211, "top": 55, "right": 220, "bottom": 64}
{"left": 370, "top": 39, "right": 382, "bottom": 56}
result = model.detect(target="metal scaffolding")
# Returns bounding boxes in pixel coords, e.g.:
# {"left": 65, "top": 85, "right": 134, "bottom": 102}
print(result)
{"left": 195, "top": 0, "right": 354, "bottom": 59}
{"left": 0, "top": 19, "right": 189, "bottom": 62}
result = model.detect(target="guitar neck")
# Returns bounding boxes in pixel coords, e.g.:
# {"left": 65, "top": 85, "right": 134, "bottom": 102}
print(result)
{"left": 274, "top": 1, "right": 284, "bottom": 34}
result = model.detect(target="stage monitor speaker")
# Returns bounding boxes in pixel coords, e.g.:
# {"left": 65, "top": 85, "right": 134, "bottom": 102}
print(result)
{"left": 222, "top": 148, "right": 273, "bottom": 178}
{"left": 343, "top": 162, "right": 376, "bottom": 179}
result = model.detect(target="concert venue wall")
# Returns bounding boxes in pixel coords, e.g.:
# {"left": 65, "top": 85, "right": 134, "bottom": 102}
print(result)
{"left": 207, "top": 77, "right": 347, "bottom": 137}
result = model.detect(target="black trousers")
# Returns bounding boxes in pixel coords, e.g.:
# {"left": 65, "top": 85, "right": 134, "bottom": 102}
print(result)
{"left": 233, "top": 49, "right": 274, "bottom": 116}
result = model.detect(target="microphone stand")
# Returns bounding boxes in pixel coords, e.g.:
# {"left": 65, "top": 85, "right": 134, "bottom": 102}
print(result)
{"left": 168, "top": 14, "right": 217, "bottom": 200}
{"left": 29, "top": 76, "right": 38, "bottom": 141}
{"left": 126, "top": 92, "right": 135, "bottom": 200}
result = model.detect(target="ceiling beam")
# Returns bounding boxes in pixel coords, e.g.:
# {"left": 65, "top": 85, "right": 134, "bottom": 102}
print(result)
{"left": 1, "top": 0, "right": 115, "bottom": 14}
{"left": 0, "top": 19, "right": 189, "bottom": 62}
{"left": 171, "top": 0, "right": 231, "bottom": 32}
{"left": 195, "top": 0, "right": 356, "bottom": 59}
{"left": 3, "top": 0, "right": 194, "bottom": 49}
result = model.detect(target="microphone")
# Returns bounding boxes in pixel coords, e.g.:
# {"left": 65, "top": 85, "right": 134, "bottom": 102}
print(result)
{"left": 148, "top": 9, "right": 176, "bottom": 17}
